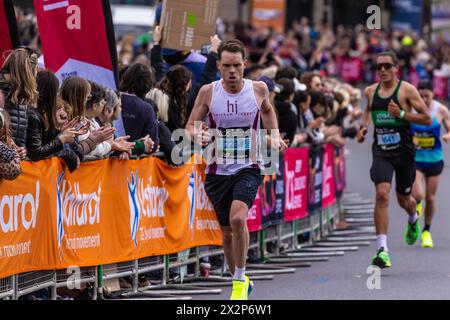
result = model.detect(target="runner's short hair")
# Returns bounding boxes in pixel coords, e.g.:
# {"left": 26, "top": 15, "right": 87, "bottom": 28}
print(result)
{"left": 418, "top": 79, "right": 433, "bottom": 91}
{"left": 376, "top": 51, "right": 398, "bottom": 65}
{"left": 218, "top": 39, "right": 246, "bottom": 60}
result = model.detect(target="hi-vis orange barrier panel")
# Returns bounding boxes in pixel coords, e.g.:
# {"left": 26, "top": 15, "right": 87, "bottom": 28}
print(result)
{"left": 0, "top": 156, "right": 222, "bottom": 278}
{"left": 251, "top": 0, "right": 286, "bottom": 33}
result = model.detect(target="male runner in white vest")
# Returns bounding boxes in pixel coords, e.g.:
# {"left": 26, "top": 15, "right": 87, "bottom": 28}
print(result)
{"left": 186, "top": 39, "right": 287, "bottom": 300}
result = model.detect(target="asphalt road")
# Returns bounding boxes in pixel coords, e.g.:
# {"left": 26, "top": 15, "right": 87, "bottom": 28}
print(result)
{"left": 195, "top": 128, "right": 450, "bottom": 300}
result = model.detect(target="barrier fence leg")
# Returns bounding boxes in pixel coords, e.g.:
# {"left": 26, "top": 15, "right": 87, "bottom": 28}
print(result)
{"left": 326, "top": 208, "right": 331, "bottom": 235}
{"left": 293, "top": 220, "right": 299, "bottom": 249}
{"left": 194, "top": 247, "right": 200, "bottom": 278}
{"left": 12, "top": 274, "right": 18, "bottom": 300}
{"left": 97, "top": 265, "right": 104, "bottom": 300}
{"left": 259, "top": 229, "right": 266, "bottom": 262}
{"left": 319, "top": 209, "right": 324, "bottom": 239}
{"left": 51, "top": 271, "right": 57, "bottom": 300}
{"left": 276, "top": 225, "right": 282, "bottom": 256}
{"left": 163, "top": 255, "right": 169, "bottom": 285}
{"left": 92, "top": 267, "right": 98, "bottom": 300}
{"left": 132, "top": 259, "right": 139, "bottom": 293}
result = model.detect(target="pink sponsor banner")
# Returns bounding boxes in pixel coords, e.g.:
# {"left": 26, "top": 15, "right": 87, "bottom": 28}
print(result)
{"left": 322, "top": 144, "right": 336, "bottom": 209}
{"left": 283, "top": 147, "right": 309, "bottom": 222}
{"left": 247, "top": 187, "right": 262, "bottom": 233}
{"left": 433, "top": 75, "right": 448, "bottom": 99}
{"left": 340, "top": 56, "right": 362, "bottom": 83}
{"left": 409, "top": 67, "right": 420, "bottom": 87}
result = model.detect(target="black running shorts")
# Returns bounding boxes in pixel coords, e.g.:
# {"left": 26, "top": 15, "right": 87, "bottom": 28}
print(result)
{"left": 370, "top": 154, "right": 416, "bottom": 195}
{"left": 415, "top": 161, "right": 444, "bottom": 178}
{"left": 205, "top": 169, "right": 263, "bottom": 227}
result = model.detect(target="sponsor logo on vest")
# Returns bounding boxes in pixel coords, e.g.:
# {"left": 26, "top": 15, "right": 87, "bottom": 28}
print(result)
{"left": 227, "top": 100, "right": 238, "bottom": 114}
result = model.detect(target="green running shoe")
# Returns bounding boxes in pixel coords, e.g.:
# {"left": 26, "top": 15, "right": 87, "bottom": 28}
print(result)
{"left": 371, "top": 247, "right": 391, "bottom": 269}
{"left": 405, "top": 219, "right": 420, "bottom": 245}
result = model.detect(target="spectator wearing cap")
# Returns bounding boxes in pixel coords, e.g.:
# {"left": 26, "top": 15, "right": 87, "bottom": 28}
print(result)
{"left": 274, "top": 77, "right": 297, "bottom": 145}
{"left": 258, "top": 75, "right": 282, "bottom": 109}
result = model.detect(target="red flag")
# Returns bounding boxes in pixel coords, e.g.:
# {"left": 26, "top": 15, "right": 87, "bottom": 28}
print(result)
{"left": 34, "top": 0, "right": 118, "bottom": 89}
{"left": 0, "top": 0, "right": 20, "bottom": 67}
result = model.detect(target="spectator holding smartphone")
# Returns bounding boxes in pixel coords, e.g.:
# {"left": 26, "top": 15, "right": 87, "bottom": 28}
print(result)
{"left": 26, "top": 70, "right": 86, "bottom": 166}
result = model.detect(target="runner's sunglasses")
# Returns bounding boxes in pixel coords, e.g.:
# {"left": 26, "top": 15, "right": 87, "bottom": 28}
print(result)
{"left": 376, "top": 63, "right": 395, "bottom": 71}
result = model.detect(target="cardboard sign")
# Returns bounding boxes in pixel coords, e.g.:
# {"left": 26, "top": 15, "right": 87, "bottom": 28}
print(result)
{"left": 160, "top": 0, "right": 219, "bottom": 51}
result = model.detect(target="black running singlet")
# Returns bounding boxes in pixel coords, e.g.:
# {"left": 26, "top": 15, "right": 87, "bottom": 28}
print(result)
{"left": 370, "top": 80, "right": 415, "bottom": 157}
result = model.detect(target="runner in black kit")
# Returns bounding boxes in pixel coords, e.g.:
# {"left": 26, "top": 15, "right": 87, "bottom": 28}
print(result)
{"left": 357, "top": 51, "right": 431, "bottom": 268}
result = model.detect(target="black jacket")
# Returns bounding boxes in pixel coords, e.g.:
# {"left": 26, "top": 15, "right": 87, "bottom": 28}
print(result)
{"left": 26, "top": 108, "right": 63, "bottom": 161}
{"left": 4, "top": 101, "right": 28, "bottom": 148}
{"left": 120, "top": 93, "right": 159, "bottom": 152}
{"left": 275, "top": 100, "right": 297, "bottom": 145}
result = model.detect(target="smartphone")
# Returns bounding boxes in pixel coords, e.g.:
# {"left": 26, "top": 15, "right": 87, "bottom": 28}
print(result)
{"left": 75, "top": 121, "right": 88, "bottom": 131}
{"left": 201, "top": 44, "right": 212, "bottom": 56}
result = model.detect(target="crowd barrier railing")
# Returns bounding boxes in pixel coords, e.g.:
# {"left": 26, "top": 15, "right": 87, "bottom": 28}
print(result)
{"left": 0, "top": 143, "right": 346, "bottom": 300}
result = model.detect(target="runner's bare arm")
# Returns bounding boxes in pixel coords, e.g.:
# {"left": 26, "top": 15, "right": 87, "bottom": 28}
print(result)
{"left": 440, "top": 104, "right": 450, "bottom": 142}
{"left": 401, "top": 84, "right": 431, "bottom": 125}
{"left": 185, "top": 84, "right": 212, "bottom": 140}
{"left": 256, "top": 82, "right": 278, "bottom": 130}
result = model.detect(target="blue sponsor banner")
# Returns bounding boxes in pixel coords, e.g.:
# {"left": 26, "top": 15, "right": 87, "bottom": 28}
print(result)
{"left": 391, "top": 0, "right": 423, "bottom": 34}
{"left": 432, "top": 0, "right": 450, "bottom": 41}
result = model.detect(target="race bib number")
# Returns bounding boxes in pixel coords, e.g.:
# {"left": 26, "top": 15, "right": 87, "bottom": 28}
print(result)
{"left": 413, "top": 133, "right": 435, "bottom": 150}
{"left": 377, "top": 132, "right": 401, "bottom": 146}
{"left": 217, "top": 127, "right": 251, "bottom": 160}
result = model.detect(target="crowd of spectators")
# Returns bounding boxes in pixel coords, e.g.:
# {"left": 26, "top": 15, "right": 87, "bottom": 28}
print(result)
{"left": 3, "top": 1, "right": 450, "bottom": 299}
